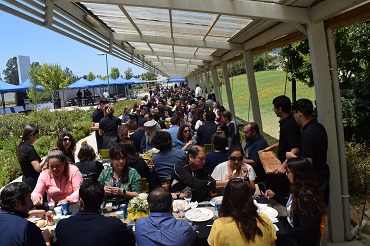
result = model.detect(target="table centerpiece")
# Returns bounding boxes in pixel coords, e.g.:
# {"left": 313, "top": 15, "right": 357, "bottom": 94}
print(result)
{"left": 127, "top": 193, "right": 149, "bottom": 221}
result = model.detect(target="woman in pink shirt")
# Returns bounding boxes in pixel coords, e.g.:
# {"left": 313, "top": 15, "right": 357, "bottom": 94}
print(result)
{"left": 31, "top": 150, "right": 83, "bottom": 206}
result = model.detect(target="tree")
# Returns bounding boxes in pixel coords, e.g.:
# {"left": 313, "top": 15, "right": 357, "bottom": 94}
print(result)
{"left": 63, "top": 67, "right": 79, "bottom": 83}
{"left": 86, "top": 72, "right": 96, "bottom": 81}
{"left": 124, "top": 67, "right": 133, "bottom": 80}
{"left": 29, "top": 63, "right": 70, "bottom": 108}
{"left": 279, "top": 21, "right": 370, "bottom": 141}
{"left": 3, "top": 57, "right": 19, "bottom": 85}
{"left": 110, "top": 67, "right": 120, "bottom": 79}
{"left": 142, "top": 71, "right": 156, "bottom": 81}
{"left": 26, "top": 81, "right": 51, "bottom": 110}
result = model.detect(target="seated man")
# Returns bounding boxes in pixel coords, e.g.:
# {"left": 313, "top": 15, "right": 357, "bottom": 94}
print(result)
{"left": 152, "top": 131, "right": 186, "bottom": 184}
{"left": 140, "top": 119, "right": 159, "bottom": 153}
{"left": 0, "top": 182, "right": 52, "bottom": 246}
{"left": 56, "top": 180, "right": 135, "bottom": 246}
{"left": 170, "top": 146, "right": 228, "bottom": 202}
{"left": 135, "top": 187, "right": 197, "bottom": 246}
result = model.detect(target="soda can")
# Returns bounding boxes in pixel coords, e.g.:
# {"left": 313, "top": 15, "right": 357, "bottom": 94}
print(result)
{"left": 120, "top": 204, "right": 128, "bottom": 219}
{"left": 61, "top": 202, "right": 69, "bottom": 215}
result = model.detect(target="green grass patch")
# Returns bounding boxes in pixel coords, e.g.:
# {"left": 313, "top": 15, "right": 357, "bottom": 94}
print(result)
{"left": 221, "top": 70, "right": 316, "bottom": 139}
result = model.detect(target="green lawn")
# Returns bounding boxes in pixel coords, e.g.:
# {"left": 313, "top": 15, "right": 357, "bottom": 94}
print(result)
{"left": 220, "top": 70, "right": 316, "bottom": 141}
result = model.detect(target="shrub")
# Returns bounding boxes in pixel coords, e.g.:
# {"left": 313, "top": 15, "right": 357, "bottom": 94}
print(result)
{"left": 346, "top": 141, "right": 370, "bottom": 198}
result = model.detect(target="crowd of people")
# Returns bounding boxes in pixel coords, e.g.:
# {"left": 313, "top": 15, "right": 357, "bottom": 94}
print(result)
{"left": 0, "top": 84, "right": 330, "bottom": 245}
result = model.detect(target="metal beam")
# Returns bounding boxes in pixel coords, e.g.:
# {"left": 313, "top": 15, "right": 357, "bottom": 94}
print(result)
{"left": 134, "top": 49, "right": 219, "bottom": 61}
{"left": 113, "top": 33, "right": 243, "bottom": 50}
{"left": 221, "top": 61, "right": 235, "bottom": 117}
{"left": 310, "top": 0, "right": 369, "bottom": 22}
{"left": 64, "top": 0, "right": 310, "bottom": 23}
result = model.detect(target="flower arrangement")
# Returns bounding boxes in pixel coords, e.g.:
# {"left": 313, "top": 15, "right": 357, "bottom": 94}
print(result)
{"left": 127, "top": 193, "right": 149, "bottom": 221}
{"left": 146, "top": 148, "right": 159, "bottom": 157}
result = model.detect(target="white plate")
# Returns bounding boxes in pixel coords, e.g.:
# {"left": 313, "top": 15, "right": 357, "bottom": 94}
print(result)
{"left": 210, "top": 196, "right": 223, "bottom": 206}
{"left": 185, "top": 208, "right": 213, "bottom": 222}
{"left": 259, "top": 207, "right": 278, "bottom": 219}
{"left": 173, "top": 200, "right": 198, "bottom": 212}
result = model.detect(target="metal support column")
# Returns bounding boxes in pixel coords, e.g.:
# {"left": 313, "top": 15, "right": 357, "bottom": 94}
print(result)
{"left": 243, "top": 50, "right": 263, "bottom": 133}
{"left": 221, "top": 61, "right": 235, "bottom": 117}
{"left": 210, "top": 65, "right": 222, "bottom": 105}
{"left": 307, "top": 21, "right": 344, "bottom": 243}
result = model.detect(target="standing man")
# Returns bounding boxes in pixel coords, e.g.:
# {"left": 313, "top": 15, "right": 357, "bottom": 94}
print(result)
{"left": 243, "top": 122, "right": 268, "bottom": 192}
{"left": 287, "top": 98, "right": 330, "bottom": 206}
{"left": 135, "top": 187, "right": 197, "bottom": 246}
{"left": 264, "top": 95, "right": 300, "bottom": 197}
{"left": 76, "top": 89, "right": 83, "bottom": 107}
{"left": 92, "top": 97, "right": 109, "bottom": 153}
{"left": 0, "top": 182, "right": 52, "bottom": 246}
{"left": 196, "top": 111, "right": 217, "bottom": 147}
{"left": 195, "top": 84, "right": 202, "bottom": 99}
{"left": 56, "top": 180, "right": 135, "bottom": 246}
{"left": 170, "top": 146, "right": 228, "bottom": 202}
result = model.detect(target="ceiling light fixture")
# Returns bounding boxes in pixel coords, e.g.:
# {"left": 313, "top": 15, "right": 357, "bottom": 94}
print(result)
{"left": 83, "top": 15, "right": 100, "bottom": 27}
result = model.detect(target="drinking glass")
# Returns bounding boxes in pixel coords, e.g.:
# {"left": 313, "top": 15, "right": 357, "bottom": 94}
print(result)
{"left": 178, "top": 205, "right": 185, "bottom": 219}
{"left": 184, "top": 190, "right": 192, "bottom": 205}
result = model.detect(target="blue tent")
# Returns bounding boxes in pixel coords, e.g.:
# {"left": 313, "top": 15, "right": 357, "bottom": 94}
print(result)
{"left": 129, "top": 77, "right": 146, "bottom": 84}
{"left": 18, "top": 79, "right": 44, "bottom": 91}
{"left": 168, "top": 76, "right": 187, "bottom": 83}
{"left": 68, "top": 78, "right": 89, "bottom": 89}
{"left": 0, "top": 80, "right": 21, "bottom": 93}
{"left": 89, "top": 77, "right": 107, "bottom": 87}
{"left": 111, "top": 77, "right": 134, "bottom": 85}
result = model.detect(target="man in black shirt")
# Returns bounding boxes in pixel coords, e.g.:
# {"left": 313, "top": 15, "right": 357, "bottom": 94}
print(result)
{"left": 170, "top": 146, "right": 228, "bottom": 202}
{"left": 287, "top": 98, "right": 330, "bottom": 206}
{"left": 196, "top": 111, "right": 217, "bottom": 147}
{"left": 92, "top": 97, "right": 109, "bottom": 153}
{"left": 76, "top": 89, "right": 82, "bottom": 107}
{"left": 264, "top": 95, "right": 300, "bottom": 196}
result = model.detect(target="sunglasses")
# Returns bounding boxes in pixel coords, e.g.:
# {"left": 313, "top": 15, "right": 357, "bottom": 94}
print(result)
{"left": 183, "top": 130, "right": 191, "bottom": 133}
{"left": 229, "top": 156, "right": 243, "bottom": 161}
{"left": 63, "top": 138, "right": 71, "bottom": 142}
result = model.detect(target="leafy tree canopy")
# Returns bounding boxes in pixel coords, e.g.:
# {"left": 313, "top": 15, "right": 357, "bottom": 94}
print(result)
{"left": 141, "top": 71, "right": 156, "bottom": 81}
{"left": 86, "top": 72, "right": 96, "bottom": 81}
{"left": 124, "top": 67, "right": 133, "bottom": 80}
{"left": 3, "top": 57, "right": 19, "bottom": 85}
{"left": 110, "top": 67, "right": 120, "bottom": 79}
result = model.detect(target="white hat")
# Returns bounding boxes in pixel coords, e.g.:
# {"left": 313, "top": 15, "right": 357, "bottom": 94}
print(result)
{"left": 144, "top": 120, "right": 157, "bottom": 127}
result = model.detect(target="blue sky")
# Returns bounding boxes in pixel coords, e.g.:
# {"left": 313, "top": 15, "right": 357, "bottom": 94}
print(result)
{"left": 0, "top": 11, "right": 146, "bottom": 82}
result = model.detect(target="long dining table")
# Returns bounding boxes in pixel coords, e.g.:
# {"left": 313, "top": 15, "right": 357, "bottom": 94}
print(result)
{"left": 33, "top": 195, "right": 295, "bottom": 246}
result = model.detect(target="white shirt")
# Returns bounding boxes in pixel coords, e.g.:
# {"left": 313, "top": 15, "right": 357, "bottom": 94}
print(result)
{"left": 211, "top": 161, "right": 256, "bottom": 181}
{"left": 195, "top": 86, "right": 202, "bottom": 98}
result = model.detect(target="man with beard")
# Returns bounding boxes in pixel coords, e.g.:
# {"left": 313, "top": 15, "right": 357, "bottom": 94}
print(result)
{"left": 140, "top": 120, "right": 159, "bottom": 153}
{"left": 243, "top": 122, "right": 268, "bottom": 193}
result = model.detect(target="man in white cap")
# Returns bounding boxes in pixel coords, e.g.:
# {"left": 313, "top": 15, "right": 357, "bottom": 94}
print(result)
{"left": 140, "top": 120, "right": 159, "bottom": 153}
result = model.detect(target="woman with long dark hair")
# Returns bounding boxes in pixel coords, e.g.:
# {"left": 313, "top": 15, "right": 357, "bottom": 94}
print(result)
{"left": 98, "top": 143, "right": 142, "bottom": 204}
{"left": 174, "top": 125, "right": 196, "bottom": 151}
{"left": 16, "top": 124, "right": 48, "bottom": 190}
{"left": 99, "top": 104, "right": 121, "bottom": 149}
{"left": 119, "top": 141, "right": 159, "bottom": 191}
{"left": 265, "top": 157, "right": 326, "bottom": 246}
{"left": 208, "top": 178, "right": 276, "bottom": 245}
{"left": 31, "top": 150, "right": 83, "bottom": 206}
{"left": 56, "top": 132, "right": 76, "bottom": 164}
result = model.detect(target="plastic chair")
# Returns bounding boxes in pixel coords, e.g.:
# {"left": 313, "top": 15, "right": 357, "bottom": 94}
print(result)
{"left": 239, "top": 131, "right": 243, "bottom": 144}
{"left": 100, "top": 149, "right": 110, "bottom": 159}
{"left": 141, "top": 178, "right": 149, "bottom": 193}
{"left": 204, "top": 144, "right": 212, "bottom": 154}
{"left": 165, "top": 178, "right": 171, "bottom": 185}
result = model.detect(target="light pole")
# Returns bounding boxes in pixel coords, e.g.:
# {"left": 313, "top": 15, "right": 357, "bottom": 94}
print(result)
{"left": 97, "top": 53, "right": 110, "bottom": 97}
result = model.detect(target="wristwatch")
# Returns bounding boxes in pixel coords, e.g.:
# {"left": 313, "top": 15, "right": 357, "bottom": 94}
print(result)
{"left": 176, "top": 191, "right": 181, "bottom": 199}
{"left": 122, "top": 189, "right": 126, "bottom": 195}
